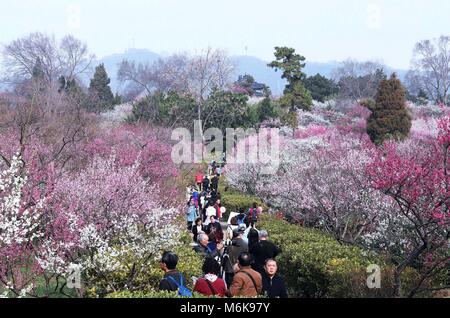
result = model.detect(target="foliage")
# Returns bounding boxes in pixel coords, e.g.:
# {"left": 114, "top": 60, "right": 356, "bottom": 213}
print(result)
{"left": 105, "top": 290, "right": 213, "bottom": 298}
{"left": 304, "top": 74, "right": 339, "bottom": 102}
{"left": 128, "top": 91, "right": 197, "bottom": 129}
{"left": 279, "top": 82, "right": 313, "bottom": 112}
{"left": 256, "top": 130, "right": 395, "bottom": 244}
{"left": 367, "top": 115, "right": 450, "bottom": 297}
{"left": 258, "top": 215, "right": 421, "bottom": 298}
{"left": 88, "top": 64, "right": 116, "bottom": 113}
{"left": 86, "top": 232, "right": 203, "bottom": 297}
{"left": 256, "top": 97, "right": 279, "bottom": 123}
{"left": 366, "top": 74, "right": 412, "bottom": 144}
{"left": 269, "top": 47, "right": 312, "bottom": 112}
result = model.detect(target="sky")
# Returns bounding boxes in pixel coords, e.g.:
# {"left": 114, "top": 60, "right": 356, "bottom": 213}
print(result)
{"left": 1, "top": 0, "right": 449, "bottom": 69}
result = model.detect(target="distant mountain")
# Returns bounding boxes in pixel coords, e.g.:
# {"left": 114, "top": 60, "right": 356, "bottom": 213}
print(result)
{"left": 84, "top": 49, "right": 408, "bottom": 96}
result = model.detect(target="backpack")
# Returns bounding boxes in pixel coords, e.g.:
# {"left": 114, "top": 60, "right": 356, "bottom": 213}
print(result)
{"left": 166, "top": 274, "right": 193, "bottom": 297}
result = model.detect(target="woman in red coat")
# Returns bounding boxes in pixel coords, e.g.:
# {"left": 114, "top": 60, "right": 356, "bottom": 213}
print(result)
{"left": 195, "top": 173, "right": 203, "bottom": 190}
{"left": 194, "top": 257, "right": 227, "bottom": 297}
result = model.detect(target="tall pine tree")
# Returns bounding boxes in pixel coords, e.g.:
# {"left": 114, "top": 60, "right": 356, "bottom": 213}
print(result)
{"left": 268, "top": 47, "right": 312, "bottom": 111}
{"left": 89, "top": 63, "right": 115, "bottom": 112}
{"left": 367, "top": 73, "right": 412, "bottom": 145}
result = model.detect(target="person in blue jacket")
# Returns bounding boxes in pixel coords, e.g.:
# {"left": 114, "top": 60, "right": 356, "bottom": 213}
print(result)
{"left": 186, "top": 198, "right": 198, "bottom": 230}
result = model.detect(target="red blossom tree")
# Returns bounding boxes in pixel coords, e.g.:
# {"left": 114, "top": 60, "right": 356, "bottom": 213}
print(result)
{"left": 367, "top": 115, "right": 450, "bottom": 297}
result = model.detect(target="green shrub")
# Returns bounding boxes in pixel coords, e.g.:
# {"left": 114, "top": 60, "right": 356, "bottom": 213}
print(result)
{"left": 105, "top": 290, "right": 214, "bottom": 298}
{"left": 258, "top": 215, "right": 421, "bottom": 298}
{"left": 85, "top": 231, "right": 203, "bottom": 298}
{"left": 221, "top": 193, "right": 264, "bottom": 213}
{"left": 219, "top": 180, "right": 267, "bottom": 219}
{"left": 105, "top": 290, "right": 266, "bottom": 299}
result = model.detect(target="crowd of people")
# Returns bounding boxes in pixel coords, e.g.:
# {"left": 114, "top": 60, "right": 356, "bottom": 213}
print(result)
{"left": 159, "top": 159, "right": 288, "bottom": 298}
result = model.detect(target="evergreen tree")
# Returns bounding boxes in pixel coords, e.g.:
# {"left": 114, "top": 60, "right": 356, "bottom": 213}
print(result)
{"left": 304, "top": 74, "right": 339, "bottom": 102}
{"left": 280, "top": 82, "right": 313, "bottom": 112}
{"left": 113, "top": 92, "right": 123, "bottom": 105}
{"left": 257, "top": 97, "right": 278, "bottom": 122}
{"left": 268, "top": 47, "right": 312, "bottom": 111}
{"left": 417, "top": 89, "right": 428, "bottom": 105}
{"left": 367, "top": 73, "right": 412, "bottom": 145}
{"left": 89, "top": 64, "right": 115, "bottom": 112}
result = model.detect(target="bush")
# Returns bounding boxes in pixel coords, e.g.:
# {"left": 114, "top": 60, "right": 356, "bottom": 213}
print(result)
{"left": 219, "top": 179, "right": 266, "bottom": 219}
{"left": 86, "top": 231, "right": 203, "bottom": 297}
{"left": 258, "top": 215, "right": 421, "bottom": 298}
{"left": 105, "top": 290, "right": 214, "bottom": 298}
{"left": 105, "top": 290, "right": 266, "bottom": 299}
{"left": 367, "top": 74, "right": 412, "bottom": 144}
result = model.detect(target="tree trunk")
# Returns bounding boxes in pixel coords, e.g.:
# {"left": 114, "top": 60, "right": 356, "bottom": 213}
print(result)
{"left": 393, "top": 268, "right": 404, "bottom": 298}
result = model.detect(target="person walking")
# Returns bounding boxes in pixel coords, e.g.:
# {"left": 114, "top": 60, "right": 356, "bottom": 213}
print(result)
{"left": 193, "top": 233, "right": 223, "bottom": 259}
{"left": 216, "top": 165, "right": 222, "bottom": 177}
{"left": 186, "top": 199, "right": 198, "bottom": 230}
{"left": 262, "top": 259, "right": 288, "bottom": 298}
{"left": 227, "top": 252, "right": 262, "bottom": 297}
{"left": 210, "top": 175, "right": 219, "bottom": 192}
{"left": 205, "top": 204, "right": 217, "bottom": 226}
{"left": 194, "top": 257, "right": 227, "bottom": 297}
{"left": 248, "top": 203, "right": 260, "bottom": 228}
{"left": 251, "top": 230, "right": 281, "bottom": 274}
{"left": 226, "top": 227, "right": 249, "bottom": 286}
{"left": 195, "top": 172, "right": 203, "bottom": 190}
{"left": 158, "top": 252, "right": 188, "bottom": 292}
{"left": 206, "top": 215, "right": 222, "bottom": 234}
{"left": 192, "top": 217, "right": 206, "bottom": 243}
{"left": 202, "top": 175, "right": 210, "bottom": 192}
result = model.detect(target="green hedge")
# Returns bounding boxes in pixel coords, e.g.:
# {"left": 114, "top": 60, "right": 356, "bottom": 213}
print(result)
{"left": 258, "top": 215, "right": 420, "bottom": 298}
{"left": 221, "top": 193, "right": 265, "bottom": 213}
{"left": 142, "top": 231, "right": 204, "bottom": 291}
{"left": 86, "top": 231, "right": 203, "bottom": 297}
{"left": 106, "top": 290, "right": 214, "bottom": 298}
{"left": 105, "top": 290, "right": 267, "bottom": 299}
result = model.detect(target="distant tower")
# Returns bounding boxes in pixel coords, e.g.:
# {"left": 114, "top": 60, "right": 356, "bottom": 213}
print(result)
{"left": 245, "top": 46, "right": 248, "bottom": 56}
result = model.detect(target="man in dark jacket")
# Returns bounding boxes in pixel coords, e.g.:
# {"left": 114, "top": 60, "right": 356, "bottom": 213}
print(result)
{"left": 194, "top": 233, "right": 223, "bottom": 258}
{"left": 227, "top": 252, "right": 263, "bottom": 297}
{"left": 262, "top": 259, "right": 288, "bottom": 298}
{"left": 251, "top": 230, "right": 281, "bottom": 274}
{"left": 202, "top": 176, "right": 210, "bottom": 192}
{"left": 158, "top": 251, "right": 188, "bottom": 292}
{"left": 210, "top": 175, "right": 219, "bottom": 192}
{"left": 229, "top": 228, "right": 249, "bottom": 266}
{"left": 206, "top": 216, "right": 222, "bottom": 234}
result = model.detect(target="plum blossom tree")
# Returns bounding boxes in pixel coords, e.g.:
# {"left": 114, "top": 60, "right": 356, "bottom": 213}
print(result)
{"left": 0, "top": 150, "right": 181, "bottom": 297}
{"left": 367, "top": 115, "right": 450, "bottom": 297}
{"left": 0, "top": 154, "right": 48, "bottom": 297}
{"left": 39, "top": 154, "right": 180, "bottom": 295}
{"left": 256, "top": 131, "right": 395, "bottom": 244}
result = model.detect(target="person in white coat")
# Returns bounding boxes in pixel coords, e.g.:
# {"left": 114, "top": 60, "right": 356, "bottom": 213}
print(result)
{"left": 204, "top": 205, "right": 216, "bottom": 226}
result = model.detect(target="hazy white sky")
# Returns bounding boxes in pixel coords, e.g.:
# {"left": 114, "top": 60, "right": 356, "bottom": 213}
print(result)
{"left": 1, "top": 0, "right": 449, "bottom": 69}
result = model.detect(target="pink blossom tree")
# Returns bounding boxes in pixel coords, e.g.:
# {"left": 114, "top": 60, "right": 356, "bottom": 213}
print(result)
{"left": 256, "top": 131, "right": 394, "bottom": 244}
{"left": 367, "top": 115, "right": 450, "bottom": 297}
